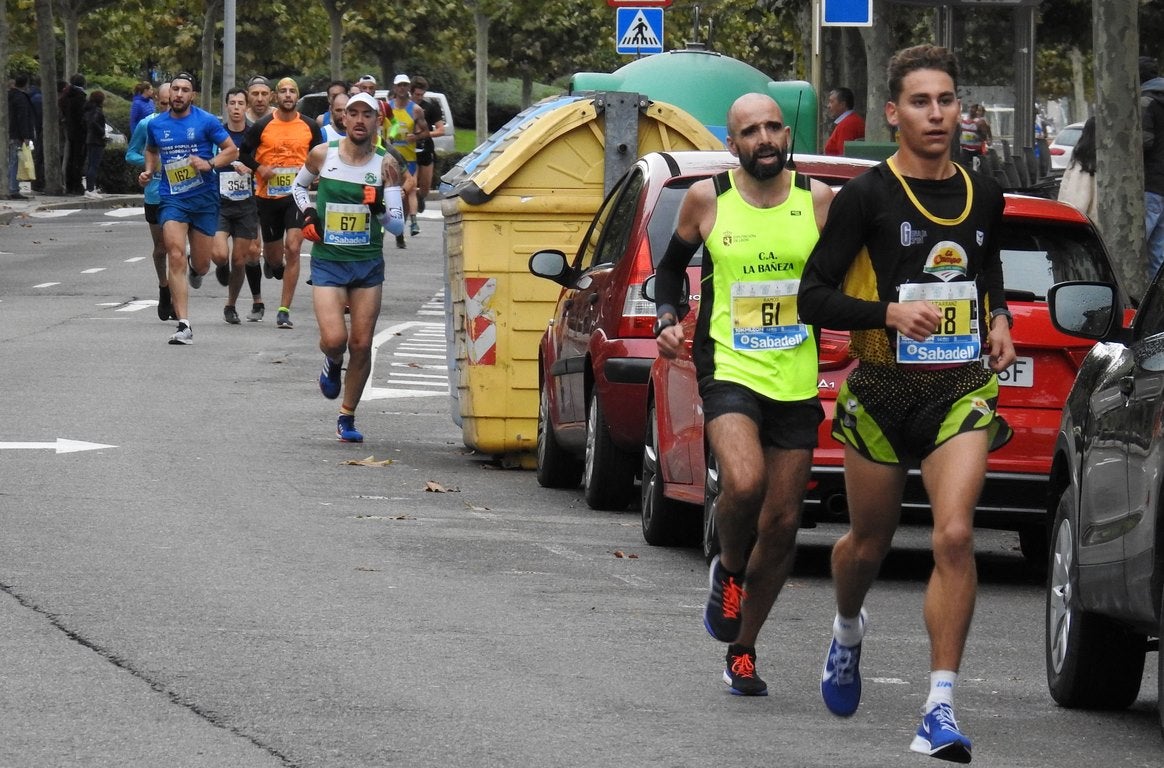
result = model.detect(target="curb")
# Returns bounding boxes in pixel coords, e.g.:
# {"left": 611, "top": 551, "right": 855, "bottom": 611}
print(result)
{"left": 0, "top": 194, "right": 145, "bottom": 226}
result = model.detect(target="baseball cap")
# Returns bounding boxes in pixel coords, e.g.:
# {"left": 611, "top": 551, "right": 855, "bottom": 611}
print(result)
{"left": 393, "top": 74, "right": 410, "bottom": 86}
{"left": 358, "top": 74, "right": 377, "bottom": 85}
{"left": 346, "top": 92, "right": 380, "bottom": 112}
{"left": 246, "top": 75, "right": 271, "bottom": 89}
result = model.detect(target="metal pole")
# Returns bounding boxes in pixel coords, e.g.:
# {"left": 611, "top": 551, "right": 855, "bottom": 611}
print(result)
{"left": 222, "top": 0, "right": 236, "bottom": 109}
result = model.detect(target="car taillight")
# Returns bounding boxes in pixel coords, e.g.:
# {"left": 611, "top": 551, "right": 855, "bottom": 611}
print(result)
{"left": 618, "top": 237, "right": 656, "bottom": 338}
{"left": 818, "top": 332, "right": 851, "bottom": 371}
{"left": 1049, "top": 147, "right": 1065, "bottom": 155}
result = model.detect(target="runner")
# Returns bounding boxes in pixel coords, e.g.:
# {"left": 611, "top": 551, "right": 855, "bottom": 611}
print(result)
{"left": 388, "top": 73, "right": 427, "bottom": 246}
{"left": 245, "top": 76, "right": 272, "bottom": 124}
{"left": 799, "top": 44, "right": 1014, "bottom": 763}
{"left": 125, "top": 83, "right": 174, "bottom": 321}
{"left": 316, "top": 80, "right": 349, "bottom": 128}
{"left": 238, "top": 76, "right": 324, "bottom": 329}
{"left": 654, "top": 93, "right": 834, "bottom": 697}
{"left": 323, "top": 92, "right": 348, "bottom": 142}
{"left": 210, "top": 87, "right": 262, "bottom": 325}
{"left": 138, "top": 73, "right": 238, "bottom": 345}
{"left": 291, "top": 92, "right": 406, "bottom": 442}
{"left": 410, "top": 76, "right": 445, "bottom": 215}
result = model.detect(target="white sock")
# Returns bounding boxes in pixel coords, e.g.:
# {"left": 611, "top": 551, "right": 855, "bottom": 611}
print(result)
{"left": 925, "top": 670, "right": 958, "bottom": 712}
{"left": 833, "top": 611, "right": 865, "bottom": 646}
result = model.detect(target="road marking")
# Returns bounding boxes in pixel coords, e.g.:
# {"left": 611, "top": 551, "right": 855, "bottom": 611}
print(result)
{"left": 81, "top": 268, "right": 106, "bottom": 274}
{"left": 0, "top": 438, "right": 117, "bottom": 454}
{"left": 33, "top": 282, "right": 60, "bottom": 288}
{"left": 364, "top": 319, "right": 447, "bottom": 400}
{"left": 105, "top": 208, "right": 144, "bottom": 218}
{"left": 124, "top": 256, "right": 146, "bottom": 263}
{"left": 116, "top": 300, "right": 155, "bottom": 313}
{"left": 28, "top": 210, "right": 79, "bottom": 218}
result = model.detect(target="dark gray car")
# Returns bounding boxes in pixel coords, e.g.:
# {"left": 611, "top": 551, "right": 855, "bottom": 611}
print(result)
{"left": 1046, "top": 279, "right": 1161, "bottom": 733}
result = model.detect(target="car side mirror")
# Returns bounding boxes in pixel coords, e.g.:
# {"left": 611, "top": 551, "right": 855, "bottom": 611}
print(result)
{"left": 641, "top": 273, "right": 691, "bottom": 320}
{"left": 1048, "top": 281, "right": 1117, "bottom": 339}
{"left": 528, "top": 249, "right": 572, "bottom": 287}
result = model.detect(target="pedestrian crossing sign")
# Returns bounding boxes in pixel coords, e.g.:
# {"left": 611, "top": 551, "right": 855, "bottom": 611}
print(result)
{"left": 616, "top": 7, "right": 664, "bottom": 55}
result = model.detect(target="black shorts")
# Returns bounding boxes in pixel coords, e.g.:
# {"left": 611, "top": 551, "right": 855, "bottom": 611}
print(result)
{"left": 256, "top": 195, "right": 301, "bottom": 243}
{"left": 699, "top": 378, "right": 823, "bottom": 450}
{"left": 217, "top": 198, "right": 259, "bottom": 240}
{"left": 144, "top": 202, "right": 160, "bottom": 226}
{"left": 416, "top": 138, "right": 435, "bottom": 167}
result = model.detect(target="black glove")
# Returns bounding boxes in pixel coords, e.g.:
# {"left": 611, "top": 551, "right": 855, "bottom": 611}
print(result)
{"left": 363, "top": 184, "right": 385, "bottom": 217}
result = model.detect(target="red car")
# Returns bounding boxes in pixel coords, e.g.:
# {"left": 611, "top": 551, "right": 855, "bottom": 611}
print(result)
{"left": 643, "top": 192, "right": 1128, "bottom": 564}
{"left": 530, "top": 151, "right": 874, "bottom": 510}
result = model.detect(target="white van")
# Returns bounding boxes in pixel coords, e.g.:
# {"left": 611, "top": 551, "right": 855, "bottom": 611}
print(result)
{"left": 297, "top": 89, "right": 456, "bottom": 154}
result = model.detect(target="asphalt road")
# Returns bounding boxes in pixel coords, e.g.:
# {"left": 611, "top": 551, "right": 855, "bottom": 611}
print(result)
{"left": 0, "top": 203, "right": 1160, "bottom": 767}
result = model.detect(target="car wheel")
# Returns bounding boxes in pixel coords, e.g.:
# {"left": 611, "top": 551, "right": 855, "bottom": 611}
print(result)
{"left": 641, "top": 400, "right": 690, "bottom": 546}
{"left": 702, "top": 449, "right": 721, "bottom": 564}
{"left": 535, "top": 376, "right": 582, "bottom": 489}
{"left": 583, "top": 390, "right": 636, "bottom": 511}
{"left": 1045, "top": 487, "right": 1146, "bottom": 709}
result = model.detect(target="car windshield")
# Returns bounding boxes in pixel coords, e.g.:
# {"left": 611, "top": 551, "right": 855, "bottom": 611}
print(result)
{"left": 649, "top": 180, "right": 705, "bottom": 266}
{"left": 996, "top": 219, "right": 1115, "bottom": 302}
{"left": 1054, "top": 126, "right": 1082, "bottom": 148}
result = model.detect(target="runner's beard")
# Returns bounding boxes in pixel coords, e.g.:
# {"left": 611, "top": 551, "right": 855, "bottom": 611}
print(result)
{"left": 742, "top": 146, "right": 787, "bottom": 180}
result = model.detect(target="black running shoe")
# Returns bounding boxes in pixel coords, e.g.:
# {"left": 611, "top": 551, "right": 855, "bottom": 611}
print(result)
{"left": 396, "top": 234, "right": 406, "bottom": 249}
{"left": 703, "top": 555, "right": 745, "bottom": 643}
{"left": 247, "top": 303, "right": 265, "bottom": 322}
{"left": 723, "top": 644, "right": 768, "bottom": 696}
{"left": 223, "top": 305, "right": 240, "bottom": 324}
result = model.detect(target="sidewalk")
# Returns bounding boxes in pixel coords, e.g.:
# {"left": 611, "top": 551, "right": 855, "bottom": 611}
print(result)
{"left": 1, "top": 183, "right": 143, "bottom": 225}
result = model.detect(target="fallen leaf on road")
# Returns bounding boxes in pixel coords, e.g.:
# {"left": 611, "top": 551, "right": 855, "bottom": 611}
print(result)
{"left": 342, "top": 456, "right": 395, "bottom": 467}
{"left": 613, "top": 550, "right": 639, "bottom": 559}
{"left": 425, "top": 481, "right": 460, "bottom": 493}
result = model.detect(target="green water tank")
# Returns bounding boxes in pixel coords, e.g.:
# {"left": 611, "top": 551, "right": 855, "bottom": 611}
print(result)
{"left": 571, "top": 46, "right": 818, "bottom": 153}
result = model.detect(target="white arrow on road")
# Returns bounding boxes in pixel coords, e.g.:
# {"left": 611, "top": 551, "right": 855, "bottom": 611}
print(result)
{"left": 0, "top": 439, "right": 117, "bottom": 454}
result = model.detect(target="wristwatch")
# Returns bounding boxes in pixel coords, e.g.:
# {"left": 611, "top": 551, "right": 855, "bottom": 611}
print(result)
{"left": 990, "top": 307, "right": 1013, "bottom": 329}
{"left": 652, "top": 316, "right": 676, "bottom": 338}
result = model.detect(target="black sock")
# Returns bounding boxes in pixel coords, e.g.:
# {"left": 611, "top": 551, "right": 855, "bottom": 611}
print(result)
{"left": 245, "top": 262, "right": 262, "bottom": 296}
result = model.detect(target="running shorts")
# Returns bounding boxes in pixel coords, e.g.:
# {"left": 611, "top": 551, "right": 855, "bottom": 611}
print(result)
{"left": 310, "top": 256, "right": 385, "bottom": 289}
{"left": 699, "top": 378, "right": 822, "bottom": 451}
{"left": 832, "top": 361, "right": 1012, "bottom": 466}
{"left": 256, "top": 195, "right": 301, "bottom": 244}
{"left": 217, "top": 198, "right": 259, "bottom": 240}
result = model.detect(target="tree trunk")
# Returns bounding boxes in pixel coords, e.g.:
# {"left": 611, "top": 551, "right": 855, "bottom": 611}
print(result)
{"left": 860, "top": 0, "right": 893, "bottom": 142}
{"left": 325, "top": 2, "right": 344, "bottom": 80}
{"left": 1070, "top": 47, "right": 1087, "bottom": 123}
{"left": 521, "top": 74, "right": 532, "bottom": 110}
{"left": 1094, "top": 0, "right": 1144, "bottom": 298}
{"left": 202, "top": 0, "right": 221, "bottom": 110}
{"left": 1, "top": 0, "right": 8, "bottom": 156}
{"left": 35, "top": 0, "right": 63, "bottom": 195}
{"left": 60, "top": 0, "right": 79, "bottom": 81}
{"left": 475, "top": 9, "right": 490, "bottom": 144}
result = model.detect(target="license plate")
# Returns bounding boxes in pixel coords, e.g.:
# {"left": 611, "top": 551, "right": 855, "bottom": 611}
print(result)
{"left": 983, "top": 355, "right": 1033, "bottom": 387}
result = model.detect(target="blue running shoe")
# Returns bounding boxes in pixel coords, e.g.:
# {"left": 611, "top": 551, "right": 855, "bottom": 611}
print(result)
{"left": 703, "top": 555, "right": 745, "bottom": 642}
{"left": 336, "top": 414, "right": 363, "bottom": 442}
{"left": 909, "top": 703, "right": 972, "bottom": 763}
{"left": 821, "top": 609, "right": 867, "bottom": 717}
{"left": 320, "top": 356, "right": 342, "bottom": 399}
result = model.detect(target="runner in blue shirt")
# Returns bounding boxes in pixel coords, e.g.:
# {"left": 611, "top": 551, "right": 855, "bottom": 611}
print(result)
{"left": 139, "top": 72, "right": 237, "bottom": 345}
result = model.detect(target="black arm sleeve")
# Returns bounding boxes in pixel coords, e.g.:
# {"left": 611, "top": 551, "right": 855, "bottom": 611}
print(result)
{"left": 238, "top": 116, "right": 268, "bottom": 171}
{"left": 654, "top": 232, "right": 701, "bottom": 320}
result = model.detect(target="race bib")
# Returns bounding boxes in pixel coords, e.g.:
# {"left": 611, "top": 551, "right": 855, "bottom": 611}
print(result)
{"left": 267, "top": 167, "right": 297, "bottom": 197}
{"left": 218, "top": 170, "right": 252, "bottom": 201}
{"left": 163, "top": 156, "right": 202, "bottom": 194}
{"left": 896, "top": 281, "right": 981, "bottom": 364}
{"left": 729, "top": 279, "right": 808, "bottom": 352}
{"left": 323, "top": 203, "right": 371, "bottom": 246}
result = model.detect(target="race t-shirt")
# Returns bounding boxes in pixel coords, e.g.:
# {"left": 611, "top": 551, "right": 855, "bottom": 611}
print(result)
{"left": 311, "top": 141, "right": 388, "bottom": 262}
{"left": 146, "top": 106, "right": 230, "bottom": 198}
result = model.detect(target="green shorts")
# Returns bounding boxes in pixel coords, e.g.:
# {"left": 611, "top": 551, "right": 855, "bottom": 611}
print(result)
{"left": 832, "top": 361, "right": 1012, "bottom": 466}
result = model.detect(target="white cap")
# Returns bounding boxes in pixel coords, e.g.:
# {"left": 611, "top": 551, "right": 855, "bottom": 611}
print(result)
{"left": 357, "top": 74, "right": 377, "bottom": 84}
{"left": 346, "top": 92, "right": 380, "bottom": 113}
{"left": 393, "top": 74, "right": 410, "bottom": 86}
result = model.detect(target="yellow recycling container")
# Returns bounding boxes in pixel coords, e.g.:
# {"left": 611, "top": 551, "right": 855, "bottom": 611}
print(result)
{"left": 441, "top": 93, "right": 719, "bottom": 465}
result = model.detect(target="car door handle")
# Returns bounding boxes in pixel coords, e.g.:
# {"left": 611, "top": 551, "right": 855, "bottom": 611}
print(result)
{"left": 1119, "top": 375, "right": 1134, "bottom": 397}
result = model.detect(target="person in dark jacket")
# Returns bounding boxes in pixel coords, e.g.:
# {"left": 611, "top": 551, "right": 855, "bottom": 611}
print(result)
{"left": 8, "top": 73, "right": 37, "bottom": 199}
{"left": 59, "top": 73, "right": 88, "bottom": 195}
{"left": 1142, "top": 56, "right": 1164, "bottom": 280}
{"left": 29, "top": 79, "right": 44, "bottom": 191}
{"left": 82, "top": 89, "right": 107, "bottom": 195}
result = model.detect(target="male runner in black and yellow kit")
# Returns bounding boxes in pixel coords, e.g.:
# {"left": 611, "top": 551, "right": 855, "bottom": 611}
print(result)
{"left": 654, "top": 93, "right": 834, "bottom": 696}
{"left": 799, "top": 44, "right": 1015, "bottom": 763}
